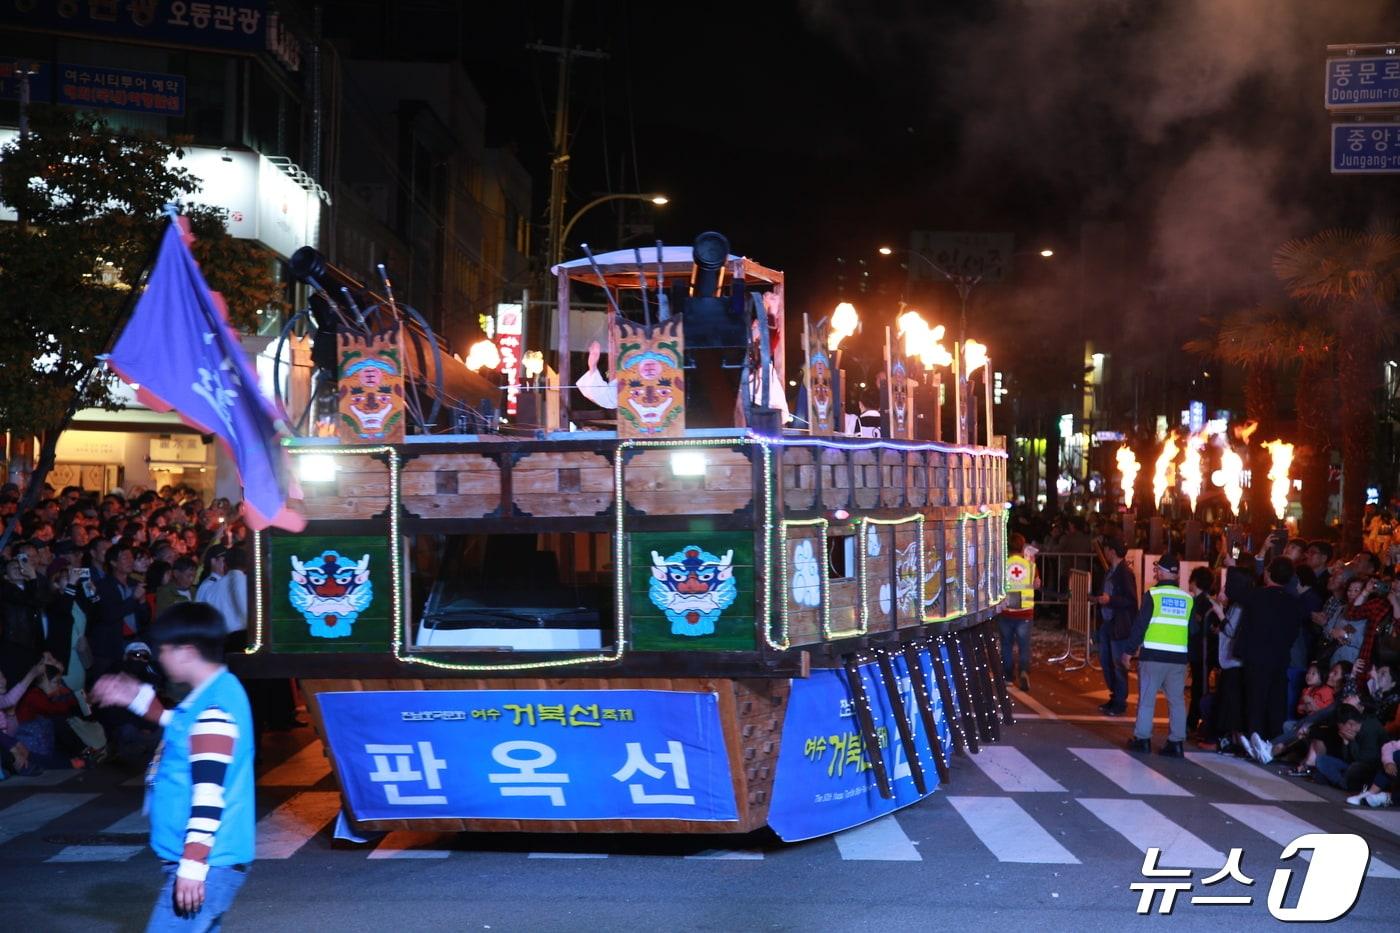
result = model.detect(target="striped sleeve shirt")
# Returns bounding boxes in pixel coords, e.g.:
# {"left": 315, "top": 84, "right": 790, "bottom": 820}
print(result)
{"left": 128, "top": 684, "right": 239, "bottom": 882}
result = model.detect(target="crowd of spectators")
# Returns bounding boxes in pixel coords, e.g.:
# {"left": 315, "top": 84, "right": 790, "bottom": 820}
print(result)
{"left": 1010, "top": 504, "right": 1400, "bottom": 811}
{"left": 0, "top": 480, "right": 257, "bottom": 778}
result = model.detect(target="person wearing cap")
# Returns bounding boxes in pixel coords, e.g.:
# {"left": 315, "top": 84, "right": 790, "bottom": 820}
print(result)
{"left": 1095, "top": 539, "right": 1138, "bottom": 716}
{"left": 1121, "top": 552, "right": 1190, "bottom": 756}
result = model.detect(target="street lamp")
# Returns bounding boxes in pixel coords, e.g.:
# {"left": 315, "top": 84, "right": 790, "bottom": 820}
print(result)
{"left": 554, "top": 193, "right": 669, "bottom": 265}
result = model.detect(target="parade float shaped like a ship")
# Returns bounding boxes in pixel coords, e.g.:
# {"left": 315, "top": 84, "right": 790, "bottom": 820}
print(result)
{"left": 238, "top": 234, "right": 1013, "bottom": 841}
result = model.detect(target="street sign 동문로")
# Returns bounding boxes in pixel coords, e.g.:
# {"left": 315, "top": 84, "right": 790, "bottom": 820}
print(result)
{"left": 1325, "top": 56, "right": 1400, "bottom": 110}
{"left": 1331, "top": 123, "right": 1400, "bottom": 174}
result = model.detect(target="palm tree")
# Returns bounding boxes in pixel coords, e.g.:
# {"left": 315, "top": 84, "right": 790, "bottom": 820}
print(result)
{"left": 1274, "top": 229, "right": 1400, "bottom": 551}
{"left": 1185, "top": 306, "right": 1291, "bottom": 537}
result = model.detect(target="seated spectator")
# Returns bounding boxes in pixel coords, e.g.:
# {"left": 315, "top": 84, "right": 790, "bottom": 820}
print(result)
{"left": 0, "top": 652, "right": 62, "bottom": 776}
{"left": 1302, "top": 706, "right": 1374, "bottom": 790}
{"left": 15, "top": 659, "right": 98, "bottom": 769}
{"left": 1299, "top": 661, "right": 1335, "bottom": 718}
{"left": 1347, "top": 737, "right": 1400, "bottom": 808}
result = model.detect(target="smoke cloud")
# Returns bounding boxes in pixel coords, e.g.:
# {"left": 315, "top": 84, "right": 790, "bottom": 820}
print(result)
{"left": 801, "top": 0, "right": 1394, "bottom": 297}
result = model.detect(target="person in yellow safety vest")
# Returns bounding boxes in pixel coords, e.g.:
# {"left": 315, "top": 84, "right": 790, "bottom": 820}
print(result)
{"left": 999, "top": 533, "right": 1039, "bottom": 692}
{"left": 1122, "top": 551, "right": 1189, "bottom": 757}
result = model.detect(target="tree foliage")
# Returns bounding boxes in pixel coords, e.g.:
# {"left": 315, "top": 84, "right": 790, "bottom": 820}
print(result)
{"left": 0, "top": 106, "right": 281, "bottom": 546}
{"left": 1273, "top": 227, "right": 1400, "bottom": 550}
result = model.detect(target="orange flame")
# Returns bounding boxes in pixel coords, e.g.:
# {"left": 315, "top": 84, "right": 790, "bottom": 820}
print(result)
{"left": 1235, "top": 420, "right": 1259, "bottom": 445}
{"left": 1116, "top": 445, "right": 1140, "bottom": 509}
{"left": 828, "top": 302, "right": 859, "bottom": 352}
{"left": 1179, "top": 432, "right": 1207, "bottom": 512}
{"left": 1153, "top": 433, "right": 1180, "bottom": 509}
{"left": 963, "top": 339, "right": 989, "bottom": 375}
{"left": 896, "top": 310, "right": 953, "bottom": 369}
{"left": 1214, "top": 446, "right": 1245, "bottom": 515}
{"left": 1262, "top": 439, "right": 1294, "bottom": 520}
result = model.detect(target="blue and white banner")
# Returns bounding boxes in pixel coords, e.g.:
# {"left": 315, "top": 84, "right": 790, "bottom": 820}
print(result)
{"left": 767, "top": 648, "right": 956, "bottom": 841}
{"left": 319, "top": 689, "right": 738, "bottom": 823}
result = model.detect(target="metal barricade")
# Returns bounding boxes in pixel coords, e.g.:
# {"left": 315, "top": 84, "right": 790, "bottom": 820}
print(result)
{"left": 1032, "top": 551, "right": 1098, "bottom": 608}
{"left": 1048, "top": 568, "right": 1097, "bottom": 671}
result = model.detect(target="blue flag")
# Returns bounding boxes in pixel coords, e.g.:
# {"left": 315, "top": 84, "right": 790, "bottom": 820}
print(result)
{"left": 108, "top": 222, "right": 304, "bottom": 531}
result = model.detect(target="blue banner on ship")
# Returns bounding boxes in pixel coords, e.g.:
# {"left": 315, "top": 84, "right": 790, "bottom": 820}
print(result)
{"left": 318, "top": 689, "right": 738, "bottom": 823}
{"left": 768, "top": 647, "right": 957, "bottom": 841}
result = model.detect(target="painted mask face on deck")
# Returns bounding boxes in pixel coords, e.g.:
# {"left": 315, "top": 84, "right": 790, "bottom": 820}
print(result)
{"left": 615, "top": 320, "right": 685, "bottom": 436}
{"left": 810, "top": 348, "right": 832, "bottom": 424}
{"left": 891, "top": 359, "right": 909, "bottom": 434}
{"left": 648, "top": 546, "right": 737, "bottom": 636}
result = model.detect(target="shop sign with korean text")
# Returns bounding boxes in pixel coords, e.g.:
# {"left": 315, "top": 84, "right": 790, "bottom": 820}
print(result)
{"left": 319, "top": 689, "right": 738, "bottom": 822}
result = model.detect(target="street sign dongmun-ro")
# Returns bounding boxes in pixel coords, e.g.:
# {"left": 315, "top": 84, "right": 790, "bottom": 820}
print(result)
{"left": 1325, "top": 56, "right": 1400, "bottom": 110}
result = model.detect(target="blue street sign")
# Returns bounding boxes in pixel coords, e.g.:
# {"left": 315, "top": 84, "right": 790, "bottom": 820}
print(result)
{"left": 1331, "top": 123, "right": 1400, "bottom": 174}
{"left": 1326, "top": 56, "right": 1400, "bottom": 110}
{"left": 318, "top": 689, "right": 738, "bottom": 823}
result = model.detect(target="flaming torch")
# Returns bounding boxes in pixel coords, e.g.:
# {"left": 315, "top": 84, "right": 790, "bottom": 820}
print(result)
{"left": 1262, "top": 439, "right": 1295, "bottom": 520}
{"left": 1116, "top": 445, "right": 1140, "bottom": 510}
{"left": 896, "top": 310, "right": 952, "bottom": 370}
{"left": 828, "top": 302, "right": 859, "bottom": 352}
{"left": 1213, "top": 446, "right": 1245, "bottom": 516}
{"left": 1153, "top": 433, "right": 1180, "bottom": 512}
{"left": 1179, "top": 432, "right": 1207, "bottom": 513}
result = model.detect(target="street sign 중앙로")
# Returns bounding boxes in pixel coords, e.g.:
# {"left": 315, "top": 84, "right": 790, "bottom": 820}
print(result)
{"left": 1325, "top": 56, "right": 1400, "bottom": 110}
{"left": 1331, "top": 123, "right": 1400, "bottom": 174}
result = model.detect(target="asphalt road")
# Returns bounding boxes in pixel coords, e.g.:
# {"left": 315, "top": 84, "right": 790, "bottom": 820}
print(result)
{"left": 4, "top": 635, "right": 1399, "bottom": 932}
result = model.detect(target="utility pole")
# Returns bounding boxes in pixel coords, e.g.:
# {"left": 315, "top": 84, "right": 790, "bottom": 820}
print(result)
{"left": 527, "top": 1, "right": 608, "bottom": 269}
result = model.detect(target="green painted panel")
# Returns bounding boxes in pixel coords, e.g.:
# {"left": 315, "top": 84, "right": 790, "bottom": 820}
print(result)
{"left": 628, "top": 531, "right": 756, "bottom": 652}
{"left": 267, "top": 534, "right": 394, "bottom": 653}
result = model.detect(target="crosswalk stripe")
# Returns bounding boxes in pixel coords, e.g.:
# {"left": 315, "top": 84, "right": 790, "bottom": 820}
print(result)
{"left": 966, "top": 746, "right": 1066, "bottom": 792}
{"left": 1079, "top": 798, "right": 1225, "bottom": 868}
{"left": 1215, "top": 803, "right": 1400, "bottom": 880}
{"left": 832, "top": 814, "right": 921, "bottom": 861}
{"left": 528, "top": 851, "right": 609, "bottom": 859}
{"left": 947, "top": 796, "right": 1079, "bottom": 864}
{"left": 368, "top": 831, "right": 452, "bottom": 859}
{"left": 46, "top": 845, "right": 146, "bottom": 863}
{"left": 103, "top": 809, "right": 149, "bottom": 835}
{"left": 1071, "top": 747, "right": 1192, "bottom": 796}
{"left": 1347, "top": 808, "right": 1400, "bottom": 839}
{"left": 256, "top": 791, "right": 342, "bottom": 859}
{"left": 1006, "top": 685, "right": 1057, "bottom": 719}
{"left": 685, "top": 849, "right": 765, "bottom": 860}
{"left": 0, "top": 793, "right": 98, "bottom": 845}
{"left": 1185, "top": 754, "right": 1321, "bottom": 803}
{"left": 0, "top": 768, "right": 82, "bottom": 787}
{"left": 260, "top": 741, "right": 332, "bottom": 787}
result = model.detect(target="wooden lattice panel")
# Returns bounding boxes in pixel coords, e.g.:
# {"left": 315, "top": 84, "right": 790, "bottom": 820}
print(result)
{"left": 514, "top": 450, "right": 614, "bottom": 517}
{"left": 401, "top": 453, "right": 501, "bottom": 518}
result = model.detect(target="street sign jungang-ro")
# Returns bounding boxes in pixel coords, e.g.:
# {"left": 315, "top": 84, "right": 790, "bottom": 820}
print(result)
{"left": 1331, "top": 123, "right": 1400, "bottom": 174}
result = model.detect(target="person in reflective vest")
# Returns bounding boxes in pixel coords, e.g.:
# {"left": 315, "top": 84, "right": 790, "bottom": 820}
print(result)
{"left": 1122, "top": 551, "right": 1189, "bottom": 757}
{"left": 998, "top": 533, "right": 1039, "bottom": 691}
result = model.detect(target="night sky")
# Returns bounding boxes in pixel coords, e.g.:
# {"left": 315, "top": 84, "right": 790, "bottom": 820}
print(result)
{"left": 339, "top": 0, "right": 1400, "bottom": 393}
